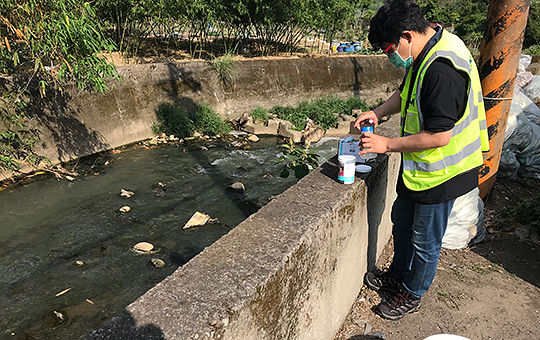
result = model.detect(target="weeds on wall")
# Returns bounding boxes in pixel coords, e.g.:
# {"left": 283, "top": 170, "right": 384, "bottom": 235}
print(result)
{"left": 209, "top": 53, "right": 238, "bottom": 86}
{"left": 249, "top": 106, "right": 269, "bottom": 123}
{"left": 154, "top": 102, "right": 231, "bottom": 138}
{"left": 269, "top": 96, "right": 371, "bottom": 131}
{"left": 0, "top": 93, "right": 45, "bottom": 171}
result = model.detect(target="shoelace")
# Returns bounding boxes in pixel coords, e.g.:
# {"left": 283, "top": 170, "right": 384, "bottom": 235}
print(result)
{"left": 389, "top": 291, "right": 411, "bottom": 308}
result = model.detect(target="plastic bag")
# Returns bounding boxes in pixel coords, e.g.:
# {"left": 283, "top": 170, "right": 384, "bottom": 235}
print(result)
{"left": 443, "top": 188, "right": 485, "bottom": 249}
{"left": 522, "top": 75, "right": 540, "bottom": 108}
{"left": 500, "top": 109, "right": 540, "bottom": 180}
{"left": 513, "top": 86, "right": 540, "bottom": 126}
{"left": 516, "top": 54, "right": 533, "bottom": 88}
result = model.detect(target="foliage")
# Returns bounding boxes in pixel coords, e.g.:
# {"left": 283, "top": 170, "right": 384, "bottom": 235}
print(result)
{"left": 154, "top": 103, "right": 194, "bottom": 138}
{"left": 276, "top": 138, "right": 320, "bottom": 179}
{"left": 155, "top": 102, "right": 230, "bottom": 138}
{"left": 0, "top": 93, "right": 45, "bottom": 170}
{"left": 417, "top": 0, "right": 489, "bottom": 48}
{"left": 0, "top": 0, "right": 118, "bottom": 172}
{"left": 523, "top": 44, "right": 540, "bottom": 55}
{"left": 190, "top": 103, "right": 232, "bottom": 136}
{"left": 209, "top": 53, "right": 238, "bottom": 85}
{"left": 0, "top": 0, "right": 118, "bottom": 92}
{"left": 502, "top": 194, "right": 540, "bottom": 233}
{"left": 270, "top": 95, "right": 369, "bottom": 131}
{"left": 525, "top": 1, "right": 540, "bottom": 48}
{"left": 249, "top": 106, "right": 269, "bottom": 123}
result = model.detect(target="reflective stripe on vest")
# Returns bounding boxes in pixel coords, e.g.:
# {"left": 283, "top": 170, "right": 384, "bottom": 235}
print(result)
{"left": 403, "top": 137, "right": 482, "bottom": 172}
{"left": 400, "top": 30, "right": 488, "bottom": 190}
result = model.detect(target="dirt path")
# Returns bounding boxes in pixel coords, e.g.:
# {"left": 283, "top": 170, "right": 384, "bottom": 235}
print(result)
{"left": 334, "top": 179, "right": 540, "bottom": 340}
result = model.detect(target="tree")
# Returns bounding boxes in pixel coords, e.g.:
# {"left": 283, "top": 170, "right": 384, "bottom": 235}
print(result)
{"left": 0, "top": 0, "right": 118, "bottom": 171}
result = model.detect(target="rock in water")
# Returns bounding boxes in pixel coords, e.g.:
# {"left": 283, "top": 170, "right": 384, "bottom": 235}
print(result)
{"left": 74, "top": 260, "right": 84, "bottom": 266}
{"left": 119, "top": 206, "right": 131, "bottom": 213}
{"left": 53, "top": 311, "right": 64, "bottom": 321}
{"left": 120, "top": 189, "right": 135, "bottom": 198}
{"left": 184, "top": 212, "right": 210, "bottom": 229}
{"left": 133, "top": 242, "right": 154, "bottom": 253}
{"left": 151, "top": 258, "right": 166, "bottom": 268}
{"left": 229, "top": 182, "right": 246, "bottom": 193}
{"left": 247, "top": 134, "right": 260, "bottom": 142}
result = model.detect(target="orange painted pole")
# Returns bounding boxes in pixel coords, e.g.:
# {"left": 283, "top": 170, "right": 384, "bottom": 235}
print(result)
{"left": 478, "top": 0, "right": 530, "bottom": 198}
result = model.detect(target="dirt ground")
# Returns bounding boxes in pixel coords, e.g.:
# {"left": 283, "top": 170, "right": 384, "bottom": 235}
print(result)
{"left": 334, "top": 178, "right": 540, "bottom": 340}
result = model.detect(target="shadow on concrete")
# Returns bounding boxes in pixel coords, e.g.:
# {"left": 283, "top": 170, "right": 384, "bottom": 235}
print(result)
{"left": 319, "top": 154, "right": 390, "bottom": 269}
{"left": 364, "top": 155, "right": 390, "bottom": 269}
{"left": 347, "top": 335, "right": 386, "bottom": 340}
{"left": 350, "top": 57, "right": 364, "bottom": 97}
{"left": 3, "top": 76, "right": 111, "bottom": 164}
{"left": 471, "top": 237, "right": 540, "bottom": 288}
{"left": 86, "top": 310, "right": 165, "bottom": 339}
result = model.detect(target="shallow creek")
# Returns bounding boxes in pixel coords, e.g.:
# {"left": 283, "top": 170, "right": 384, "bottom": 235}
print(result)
{"left": 0, "top": 136, "right": 338, "bottom": 340}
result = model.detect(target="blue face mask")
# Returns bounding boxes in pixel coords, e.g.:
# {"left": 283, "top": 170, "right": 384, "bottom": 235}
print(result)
{"left": 388, "top": 40, "right": 413, "bottom": 68}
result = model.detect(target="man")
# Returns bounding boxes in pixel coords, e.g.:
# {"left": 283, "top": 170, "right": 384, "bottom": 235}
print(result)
{"left": 354, "top": 0, "right": 489, "bottom": 320}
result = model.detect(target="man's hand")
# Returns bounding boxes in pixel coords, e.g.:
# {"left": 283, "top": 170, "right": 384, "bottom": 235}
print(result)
{"left": 359, "top": 132, "right": 390, "bottom": 155}
{"left": 354, "top": 110, "right": 379, "bottom": 130}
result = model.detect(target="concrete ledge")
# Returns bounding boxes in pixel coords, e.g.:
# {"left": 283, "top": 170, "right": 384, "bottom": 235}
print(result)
{"left": 88, "top": 116, "right": 401, "bottom": 340}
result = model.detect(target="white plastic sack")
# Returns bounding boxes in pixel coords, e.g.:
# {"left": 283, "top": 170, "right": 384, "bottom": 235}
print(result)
{"left": 522, "top": 75, "right": 540, "bottom": 108}
{"left": 516, "top": 54, "right": 533, "bottom": 88}
{"left": 513, "top": 86, "right": 540, "bottom": 126}
{"left": 504, "top": 97, "right": 519, "bottom": 140}
{"left": 443, "top": 188, "right": 485, "bottom": 250}
{"left": 520, "top": 54, "right": 532, "bottom": 69}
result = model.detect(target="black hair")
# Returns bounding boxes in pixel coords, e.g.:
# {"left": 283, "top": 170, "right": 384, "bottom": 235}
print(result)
{"left": 368, "top": 0, "right": 429, "bottom": 50}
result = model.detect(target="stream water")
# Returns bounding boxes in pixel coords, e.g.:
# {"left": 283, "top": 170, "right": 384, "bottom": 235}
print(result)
{"left": 0, "top": 136, "right": 338, "bottom": 340}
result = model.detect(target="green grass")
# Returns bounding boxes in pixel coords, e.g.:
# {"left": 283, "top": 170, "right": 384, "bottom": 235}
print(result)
{"left": 269, "top": 95, "right": 371, "bottom": 131}
{"left": 249, "top": 106, "right": 269, "bottom": 123}
{"left": 154, "top": 102, "right": 230, "bottom": 138}
{"left": 209, "top": 53, "right": 238, "bottom": 85}
{"left": 502, "top": 195, "right": 540, "bottom": 234}
{"left": 523, "top": 44, "right": 540, "bottom": 55}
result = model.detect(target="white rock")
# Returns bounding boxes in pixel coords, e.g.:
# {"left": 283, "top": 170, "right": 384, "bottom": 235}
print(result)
{"left": 74, "top": 260, "right": 84, "bottom": 266}
{"left": 229, "top": 131, "right": 247, "bottom": 136}
{"left": 229, "top": 182, "right": 246, "bottom": 193}
{"left": 151, "top": 258, "right": 165, "bottom": 268}
{"left": 120, "top": 189, "right": 135, "bottom": 198}
{"left": 119, "top": 206, "right": 131, "bottom": 213}
{"left": 193, "top": 131, "right": 202, "bottom": 138}
{"left": 53, "top": 311, "right": 64, "bottom": 321}
{"left": 133, "top": 242, "right": 154, "bottom": 253}
{"left": 65, "top": 176, "right": 75, "bottom": 182}
{"left": 184, "top": 212, "right": 210, "bottom": 229}
{"left": 247, "top": 135, "right": 260, "bottom": 142}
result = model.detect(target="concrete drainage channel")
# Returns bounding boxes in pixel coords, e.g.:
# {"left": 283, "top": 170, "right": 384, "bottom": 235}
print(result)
{"left": 88, "top": 115, "right": 401, "bottom": 340}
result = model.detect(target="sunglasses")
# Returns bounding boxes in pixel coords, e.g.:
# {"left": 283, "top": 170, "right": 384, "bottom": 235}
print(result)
{"left": 383, "top": 43, "right": 395, "bottom": 55}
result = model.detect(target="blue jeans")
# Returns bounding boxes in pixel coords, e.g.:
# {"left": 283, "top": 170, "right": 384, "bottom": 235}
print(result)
{"left": 389, "top": 196, "right": 455, "bottom": 298}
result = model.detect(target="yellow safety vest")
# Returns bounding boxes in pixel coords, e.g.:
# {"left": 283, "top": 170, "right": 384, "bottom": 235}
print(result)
{"left": 400, "top": 30, "right": 489, "bottom": 191}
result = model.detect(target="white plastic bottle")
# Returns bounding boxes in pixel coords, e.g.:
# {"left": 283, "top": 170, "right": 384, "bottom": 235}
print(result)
{"left": 360, "top": 125, "right": 377, "bottom": 160}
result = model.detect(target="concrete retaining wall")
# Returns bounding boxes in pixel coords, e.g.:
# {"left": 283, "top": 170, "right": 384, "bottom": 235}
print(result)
{"left": 1, "top": 55, "right": 402, "bottom": 180}
{"left": 88, "top": 115, "right": 401, "bottom": 340}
